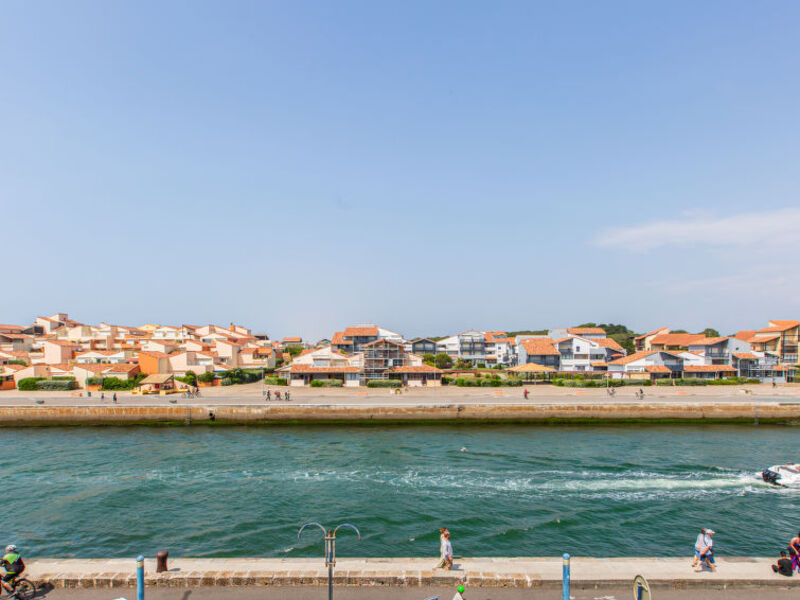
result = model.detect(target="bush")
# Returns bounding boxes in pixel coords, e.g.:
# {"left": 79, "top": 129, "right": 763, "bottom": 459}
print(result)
{"left": 179, "top": 370, "right": 197, "bottom": 386}
{"left": 101, "top": 377, "right": 128, "bottom": 390}
{"left": 7, "top": 359, "right": 28, "bottom": 366}
{"left": 86, "top": 376, "right": 105, "bottom": 385}
{"left": 220, "top": 377, "right": 233, "bottom": 386}
{"left": 310, "top": 379, "right": 344, "bottom": 387}
{"left": 264, "top": 375, "right": 287, "bottom": 386}
{"left": 17, "top": 377, "right": 43, "bottom": 391}
{"left": 366, "top": 380, "right": 402, "bottom": 388}
{"left": 36, "top": 379, "right": 78, "bottom": 391}
{"left": 52, "top": 376, "right": 76, "bottom": 381}
{"left": 198, "top": 371, "right": 217, "bottom": 384}
{"left": 504, "top": 377, "right": 523, "bottom": 386}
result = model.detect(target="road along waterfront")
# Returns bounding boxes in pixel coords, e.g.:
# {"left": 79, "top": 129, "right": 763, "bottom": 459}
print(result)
{"left": 3, "top": 424, "right": 799, "bottom": 559}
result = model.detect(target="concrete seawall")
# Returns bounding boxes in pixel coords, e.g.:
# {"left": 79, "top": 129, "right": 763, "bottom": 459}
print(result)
{"left": 0, "top": 401, "right": 799, "bottom": 425}
{"left": 22, "top": 557, "right": 799, "bottom": 589}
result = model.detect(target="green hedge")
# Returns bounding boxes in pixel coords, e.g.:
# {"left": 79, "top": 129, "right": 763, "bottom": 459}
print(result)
{"left": 310, "top": 379, "right": 344, "bottom": 387}
{"left": 553, "top": 378, "right": 652, "bottom": 387}
{"left": 455, "top": 376, "right": 523, "bottom": 387}
{"left": 220, "top": 377, "right": 233, "bottom": 386}
{"left": 366, "top": 380, "right": 402, "bottom": 388}
{"left": 198, "top": 371, "right": 217, "bottom": 384}
{"left": 17, "top": 377, "right": 43, "bottom": 391}
{"left": 264, "top": 376, "right": 288, "bottom": 386}
{"left": 103, "top": 374, "right": 146, "bottom": 390}
{"left": 87, "top": 376, "right": 105, "bottom": 386}
{"left": 36, "top": 379, "right": 78, "bottom": 391}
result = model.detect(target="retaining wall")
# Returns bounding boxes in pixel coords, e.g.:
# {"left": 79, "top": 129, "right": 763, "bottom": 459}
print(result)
{"left": 0, "top": 402, "right": 798, "bottom": 425}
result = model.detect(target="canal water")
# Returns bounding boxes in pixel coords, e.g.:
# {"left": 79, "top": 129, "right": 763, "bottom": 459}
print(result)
{"left": 2, "top": 425, "right": 798, "bottom": 558}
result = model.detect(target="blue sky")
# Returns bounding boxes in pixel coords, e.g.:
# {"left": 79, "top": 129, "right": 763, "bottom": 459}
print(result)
{"left": 2, "top": 1, "right": 799, "bottom": 339}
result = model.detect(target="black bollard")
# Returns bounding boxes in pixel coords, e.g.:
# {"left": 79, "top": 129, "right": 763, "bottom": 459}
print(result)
{"left": 156, "top": 550, "right": 169, "bottom": 573}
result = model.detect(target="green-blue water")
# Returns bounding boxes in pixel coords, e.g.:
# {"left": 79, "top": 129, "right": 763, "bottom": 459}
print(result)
{"left": 2, "top": 425, "right": 798, "bottom": 558}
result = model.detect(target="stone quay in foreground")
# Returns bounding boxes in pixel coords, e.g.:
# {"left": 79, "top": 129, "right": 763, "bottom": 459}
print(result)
{"left": 22, "top": 557, "right": 799, "bottom": 590}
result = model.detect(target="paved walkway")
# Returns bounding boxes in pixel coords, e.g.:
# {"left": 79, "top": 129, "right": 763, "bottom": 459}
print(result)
{"left": 23, "top": 557, "right": 798, "bottom": 589}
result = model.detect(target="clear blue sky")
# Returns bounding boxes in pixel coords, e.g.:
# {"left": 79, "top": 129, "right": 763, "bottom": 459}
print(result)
{"left": 2, "top": 1, "right": 799, "bottom": 339}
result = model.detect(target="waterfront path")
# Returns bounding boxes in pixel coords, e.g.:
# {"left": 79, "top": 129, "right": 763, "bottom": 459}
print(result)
{"left": 23, "top": 557, "right": 799, "bottom": 590}
{"left": 2, "top": 382, "right": 800, "bottom": 405}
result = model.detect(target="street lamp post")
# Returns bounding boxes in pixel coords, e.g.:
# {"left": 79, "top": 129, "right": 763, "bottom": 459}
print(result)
{"left": 298, "top": 522, "right": 361, "bottom": 600}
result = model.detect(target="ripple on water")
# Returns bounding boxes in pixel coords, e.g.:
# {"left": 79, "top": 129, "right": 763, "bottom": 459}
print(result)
{"left": 2, "top": 424, "right": 798, "bottom": 557}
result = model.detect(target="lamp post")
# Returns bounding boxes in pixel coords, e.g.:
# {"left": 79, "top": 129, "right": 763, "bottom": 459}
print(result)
{"left": 298, "top": 522, "right": 361, "bottom": 600}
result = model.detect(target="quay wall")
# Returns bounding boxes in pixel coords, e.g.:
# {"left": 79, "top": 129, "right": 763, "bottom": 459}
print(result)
{"left": 0, "top": 402, "right": 799, "bottom": 425}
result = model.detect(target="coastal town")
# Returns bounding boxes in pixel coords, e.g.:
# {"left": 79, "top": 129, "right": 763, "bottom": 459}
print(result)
{"left": 0, "top": 313, "right": 796, "bottom": 393}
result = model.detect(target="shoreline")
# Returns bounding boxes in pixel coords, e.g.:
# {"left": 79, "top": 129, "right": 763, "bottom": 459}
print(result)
{"left": 22, "top": 557, "right": 799, "bottom": 589}
{"left": 0, "top": 400, "right": 799, "bottom": 425}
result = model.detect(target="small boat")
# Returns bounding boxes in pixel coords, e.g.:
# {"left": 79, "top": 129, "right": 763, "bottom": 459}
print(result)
{"left": 761, "top": 464, "right": 800, "bottom": 487}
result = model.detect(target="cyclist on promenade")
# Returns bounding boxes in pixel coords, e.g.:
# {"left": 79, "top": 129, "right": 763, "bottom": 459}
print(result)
{"left": 0, "top": 545, "right": 25, "bottom": 595}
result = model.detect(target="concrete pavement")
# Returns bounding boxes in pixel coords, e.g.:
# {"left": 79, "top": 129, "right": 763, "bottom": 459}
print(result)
{"left": 21, "top": 557, "right": 800, "bottom": 590}
{"left": 35, "top": 585, "right": 800, "bottom": 600}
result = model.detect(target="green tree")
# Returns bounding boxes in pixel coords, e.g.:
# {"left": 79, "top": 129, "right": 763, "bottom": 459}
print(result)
{"left": 433, "top": 353, "right": 453, "bottom": 369}
{"left": 422, "top": 353, "right": 436, "bottom": 366}
{"left": 701, "top": 328, "right": 720, "bottom": 338}
{"left": 285, "top": 345, "right": 304, "bottom": 357}
{"left": 454, "top": 358, "right": 473, "bottom": 370}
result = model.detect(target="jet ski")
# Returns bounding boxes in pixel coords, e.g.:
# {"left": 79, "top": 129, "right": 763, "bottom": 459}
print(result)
{"left": 761, "top": 464, "right": 800, "bottom": 487}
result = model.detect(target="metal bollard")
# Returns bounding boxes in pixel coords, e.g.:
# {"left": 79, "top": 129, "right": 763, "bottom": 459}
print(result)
{"left": 562, "top": 553, "right": 570, "bottom": 600}
{"left": 156, "top": 550, "right": 168, "bottom": 573}
{"left": 136, "top": 555, "right": 145, "bottom": 600}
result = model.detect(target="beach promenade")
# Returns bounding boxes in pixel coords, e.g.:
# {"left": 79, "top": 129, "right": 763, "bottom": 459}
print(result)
{"left": 0, "top": 383, "right": 799, "bottom": 425}
{"left": 22, "top": 556, "right": 799, "bottom": 591}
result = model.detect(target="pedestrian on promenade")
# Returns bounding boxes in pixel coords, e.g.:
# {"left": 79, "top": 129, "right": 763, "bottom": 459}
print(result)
{"left": 100, "top": 392, "right": 104, "bottom": 400}
{"left": 266, "top": 389, "right": 271, "bottom": 401}
{"left": 275, "top": 390, "right": 281, "bottom": 401}
{"left": 772, "top": 550, "right": 793, "bottom": 576}
{"left": 691, "top": 528, "right": 706, "bottom": 568}
{"left": 693, "top": 528, "right": 716, "bottom": 572}
{"left": 523, "top": 388, "right": 529, "bottom": 399}
{"left": 112, "top": 392, "right": 117, "bottom": 403}
{"left": 436, "top": 528, "right": 453, "bottom": 570}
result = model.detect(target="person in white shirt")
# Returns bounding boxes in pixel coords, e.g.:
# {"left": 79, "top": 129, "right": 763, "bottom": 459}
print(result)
{"left": 436, "top": 528, "right": 453, "bottom": 570}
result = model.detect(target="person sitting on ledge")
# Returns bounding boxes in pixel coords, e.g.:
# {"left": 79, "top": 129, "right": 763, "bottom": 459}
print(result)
{"left": 772, "top": 550, "right": 793, "bottom": 576}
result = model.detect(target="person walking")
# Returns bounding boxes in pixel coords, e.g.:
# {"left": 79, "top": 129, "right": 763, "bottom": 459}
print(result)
{"left": 436, "top": 528, "right": 453, "bottom": 570}
{"left": 266, "top": 389, "right": 271, "bottom": 401}
{"left": 523, "top": 388, "right": 529, "bottom": 399}
{"left": 694, "top": 529, "right": 716, "bottom": 572}
{"left": 112, "top": 392, "right": 117, "bottom": 403}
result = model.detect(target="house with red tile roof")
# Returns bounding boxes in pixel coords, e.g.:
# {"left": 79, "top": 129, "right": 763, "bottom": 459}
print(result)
{"left": 634, "top": 327, "right": 671, "bottom": 352}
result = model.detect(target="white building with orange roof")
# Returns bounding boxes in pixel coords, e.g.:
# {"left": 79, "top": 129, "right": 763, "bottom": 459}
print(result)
{"left": 634, "top": 327, "right": 671, "bottom": 352}
{"left": 331, "top": 324, "right": 405, "bottom": 354}
{"left": 239, "top": 346, "right": 276, "bottom": 369}
{"left": 607, "top": 350, "right": 684, "bottom": 380}
{"left": 0, "top": 332, "right": 34, "bottom": 352}
{"left": 74, "top": 350, "right": 130, "bottom": 364}
{"left": 214, "top": 338, "right": 241, "bottom": 367}
{"left": 648, "top": 332, "right": 706, "bottom": 352}
{"left": 686, "top": 337, "right": 752, "bottom": 366}
{"left": 516, "top": 337, "right": 561, "bottom": 370}
{"left": 43, "top": 339, "right": 78, "bottom": 364}
{"left": 167, "top": 351, "right": 215, "bottom": 375}
{"left": 142, "top": 339, "right": 180, "bottom": 354}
